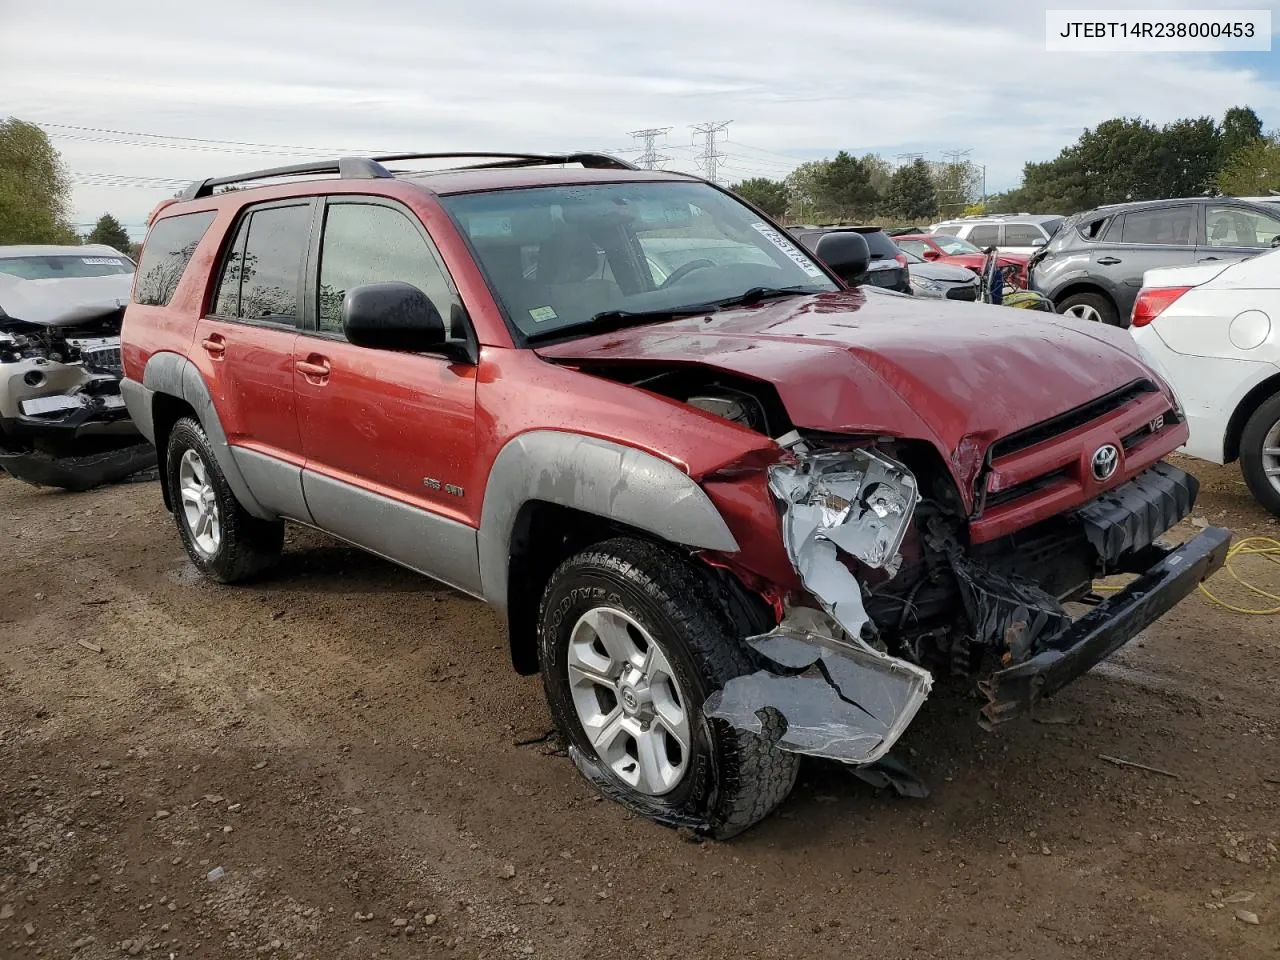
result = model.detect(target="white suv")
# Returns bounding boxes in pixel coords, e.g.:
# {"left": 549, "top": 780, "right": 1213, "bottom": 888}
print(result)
{"left": 930, "top": 214, "right": 1064, "bottom": 256}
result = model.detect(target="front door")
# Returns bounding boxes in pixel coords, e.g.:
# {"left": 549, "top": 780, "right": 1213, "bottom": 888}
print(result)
{"left": 293, "top": 197, "right": 482, "bottom": 595}
{"left": 1099, "top": 203, "right": 1199, "bottom": 319}
{"left": 193, "top": 199, "right": 313, "bottom": 520}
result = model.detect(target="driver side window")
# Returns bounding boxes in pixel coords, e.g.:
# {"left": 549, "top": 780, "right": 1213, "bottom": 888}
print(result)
{"left": 316, "top": 202, "right": 461, "bottom": 338}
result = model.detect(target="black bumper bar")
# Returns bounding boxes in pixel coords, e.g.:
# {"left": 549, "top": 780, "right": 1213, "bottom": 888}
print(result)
{"left": 978, "top": 525, "right": 1232, "bottom": 726}
{"left": 0, "top": 443, "right": 157, "bottom": 492}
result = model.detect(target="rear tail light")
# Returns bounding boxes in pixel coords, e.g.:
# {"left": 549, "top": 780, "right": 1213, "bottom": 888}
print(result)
{"left": 895, "top": 253, "right": 909, "bottom": 269}
{"left": 1131, "top": 286, "right": 1192, "bottom": 327}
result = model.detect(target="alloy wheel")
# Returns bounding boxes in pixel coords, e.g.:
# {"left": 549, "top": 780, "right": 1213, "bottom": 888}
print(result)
{"left": 177, "top": 449, "right": 221, "bottom": 557}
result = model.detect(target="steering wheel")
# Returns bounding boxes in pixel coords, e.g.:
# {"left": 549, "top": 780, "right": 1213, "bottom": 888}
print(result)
{"left": 658, "top": 258, "right": 716, "bottom": 289}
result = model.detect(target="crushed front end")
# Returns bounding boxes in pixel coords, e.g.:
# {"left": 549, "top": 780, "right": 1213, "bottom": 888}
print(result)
{"left": 705, "top": 420, "right": 1231, "bottom": 768}
{"left": 0, "top": 315, "right": 155, "bottom": 491}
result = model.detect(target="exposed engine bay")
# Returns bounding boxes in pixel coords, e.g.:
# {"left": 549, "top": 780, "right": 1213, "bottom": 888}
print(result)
{"left": 595, "top": 364, "right": 1216, "bottom": 770}
{"left": 0, "top": 295, "right": 155, "bottom": 492}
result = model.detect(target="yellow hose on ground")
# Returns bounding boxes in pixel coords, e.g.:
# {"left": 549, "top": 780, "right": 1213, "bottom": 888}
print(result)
{"left": 1197, "top": 536, "right": 1280, "bottom": 616}
{"left": 1092, "top": 536, "right": 1280, "bottom": 615}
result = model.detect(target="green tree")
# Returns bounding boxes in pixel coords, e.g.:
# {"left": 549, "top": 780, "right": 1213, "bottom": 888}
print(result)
{"left": 885, "top": 159, "right": 938, "bottom": 221}
{"left": 929, "top": 158, "right": 984, "bottom": 216}
{"left": 729, "top": 177, "right": 789, "bottom": 218}
{"left": 1218, "top": 135, "right": 1280, "bottom": 196}
{"left": 1220, "top": 105, "right": 1264, "bottom": 166}
{"left": 85, "top": 213, "right": 131, "bottom": 251}
{"left": 1153, "top": 116, "right": 1221, "bottom": 197}
{"left": 813, "top": 151, "right": 879, "bottom": 221}
{"left": 0, "top": 118, "right": 77, "bottom": 244}
{"left": 782, "top": 161, "right": 827, "bottom": 221}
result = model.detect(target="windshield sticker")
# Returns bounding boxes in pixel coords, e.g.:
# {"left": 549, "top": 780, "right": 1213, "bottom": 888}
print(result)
{"left": 468, "top": 215, "right": 513, "bottom": 238}
{"left": 751, "top": 223, "right": 824, "bottom": 278}
{"left": 81, "top": 257, "right": 125, "bottom": 265}
{"left": 529, "top": 306, "right": 558, "bottom": 323}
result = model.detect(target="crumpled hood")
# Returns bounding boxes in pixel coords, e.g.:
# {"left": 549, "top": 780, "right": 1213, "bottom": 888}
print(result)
{"left": 535, "top": 289, "right": 1167, "bottom": 483}
{"left": 0, "top": 272, "right": 133, "bottom": 327}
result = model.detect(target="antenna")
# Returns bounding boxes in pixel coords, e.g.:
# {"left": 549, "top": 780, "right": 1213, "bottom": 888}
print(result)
{"left": 628, "top": 127, "right": 672, "bottom": 170}
{"left": 690, "top": 121, "right": 732, "bottom": 183}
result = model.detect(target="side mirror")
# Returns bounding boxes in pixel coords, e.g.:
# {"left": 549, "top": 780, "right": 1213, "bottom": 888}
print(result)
{"left": 342, "top": 281, "right": 448, "bottom": 353}
{"left": 1030, "top": 238, "right": 1047, "bottom": 247}
{"left": 921, "top": 249, "right": 941, "bottom": 261}
{"left": 813, "top": 231, "right": 870, "bottom": 285}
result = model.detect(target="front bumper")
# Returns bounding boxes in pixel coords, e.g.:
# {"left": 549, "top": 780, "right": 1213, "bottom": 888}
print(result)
{"left": 978, "top": 525, "right": 1232, "bottom": 725}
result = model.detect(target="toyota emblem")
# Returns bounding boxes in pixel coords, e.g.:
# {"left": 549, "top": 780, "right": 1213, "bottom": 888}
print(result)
{"left": 1090, "top": 444, "right": 1119, "bottom": 482}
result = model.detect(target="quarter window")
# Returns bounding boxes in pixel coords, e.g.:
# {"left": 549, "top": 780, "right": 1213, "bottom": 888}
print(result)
{"left": 1003, "top": 224, "right": 1045, "bottom": 246}
{"left": 1205, "top": 205, "right": 1280, "bottom": 248}
{"left": 966, "top": 225, "right": 999, "bottom": 247}
{"left": 316, "top": 203, "right": 459, "bottom": 338}
{"left": 134, "top": 211, "right": 216, "bottom": 306}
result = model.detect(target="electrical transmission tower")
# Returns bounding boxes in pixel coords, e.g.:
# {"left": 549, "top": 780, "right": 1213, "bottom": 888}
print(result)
{"left": 941, "top": 148, "right": 972, "bottom": 165}
{"left": 690, "top": 121, "right": 732, "bottom": 183}
{"left": 895, "top": 152, "right": 925, "bottom": 166}
{"left": 628, "top": 127, "right": 672, "bottom": 169}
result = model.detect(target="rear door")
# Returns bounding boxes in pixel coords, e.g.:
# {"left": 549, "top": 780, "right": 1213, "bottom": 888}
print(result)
{"left": 1200, "top": 202, "right": 1280, "bottom": 264}
{"left": 1099, "top": 204, "right": 1199, "bottom": 319}
{"left": 193, "top": 199, "right": 313, "bottom": 520}
{"left": 293, "top": 196, "right": 482, "bottom": 595}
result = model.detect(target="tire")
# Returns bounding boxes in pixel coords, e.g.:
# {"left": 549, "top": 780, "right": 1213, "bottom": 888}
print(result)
{"left": 1057, "top": 291, "right": 1121, "bottom": 327}
{"left": 1240, "top": 392, "right": 1280, "bottom": 517}
{"left": 538, "top": 537, "right": 799, "bottom": 839}
{"left": 165, "top": 417, "right": 283, "bottom": 583}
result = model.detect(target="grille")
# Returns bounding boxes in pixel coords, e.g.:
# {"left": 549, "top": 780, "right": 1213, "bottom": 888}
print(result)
{"left": 988, "top": 380, "right": 1158, "bottom": 461}
{"left": 80, "top": 344, "right": 123, "bottom": 374}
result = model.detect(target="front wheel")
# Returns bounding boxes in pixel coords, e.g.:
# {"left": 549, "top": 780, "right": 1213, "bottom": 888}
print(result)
{"left": 1240, "top": 392, "right": 1280, "bottom": 517}
{"left": 537, "top": 537, "right": 799, "bottom": 838}
{"left": 165, "top": 417, "right": 284, "bottom": 583}
{"left": 1057, "top": 291, "right": 1120, "bottom": 326}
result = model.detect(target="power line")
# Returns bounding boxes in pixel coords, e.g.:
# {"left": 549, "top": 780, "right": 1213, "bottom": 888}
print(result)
{"left": 38, "top": 121, "right": 389, "bottom": 156}
{"left": 627, "top": 127, "right": 672, "bottom": 170}
{"left": 690, "top": 121, "right": 732, "bottom": 184}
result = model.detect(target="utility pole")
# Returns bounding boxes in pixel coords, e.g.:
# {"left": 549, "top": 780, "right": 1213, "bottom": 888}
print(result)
{"left": 895, "top": 152, "right": 924, "bottom": 167}
{"left": 690, "top": 121, "right": 732, "bottom": 183}
{"left": 628, "top": 127, "right": 672, "bottom": 170}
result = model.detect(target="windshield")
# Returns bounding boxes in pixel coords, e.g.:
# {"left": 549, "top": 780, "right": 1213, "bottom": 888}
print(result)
{"left": 930, "top": 235, "right": 982, "bottom": 255}
{"left": 0, "top": 254, "right": 134, "bottom": 280}
{"left": 439, "top": 181, "right": 837, "bottom": 340}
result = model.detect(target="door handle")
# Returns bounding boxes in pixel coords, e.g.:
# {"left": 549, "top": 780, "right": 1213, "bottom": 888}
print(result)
{"left": 1096, "top": 257, "right": 1122, "bottom": 265}
{"left": 201, "top": 335, "right": 226, "bottom": 358}
{"left": 295, "top": 356, "right": 331, "bottom": 382}
{"left": 1198, "top": 256, "right": 1221, "bottom": 261}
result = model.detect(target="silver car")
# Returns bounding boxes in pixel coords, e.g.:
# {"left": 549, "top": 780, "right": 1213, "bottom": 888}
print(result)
{"left": 901, "top": 248, "right": 980, "bottom": 301}
{"left": 0, "top": 245, "right": 156, "bottom": 490}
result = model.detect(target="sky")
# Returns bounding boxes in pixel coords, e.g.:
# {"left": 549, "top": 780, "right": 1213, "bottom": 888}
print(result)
{"left": 2, "top": 0, "right": 1279, "bottom": 240}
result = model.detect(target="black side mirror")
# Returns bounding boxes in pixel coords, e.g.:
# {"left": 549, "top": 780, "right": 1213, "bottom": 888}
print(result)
{"left": 342, "top": 281, "right": 447, "bottom": 353}
{"left": 813, "top": 231, "right": 870, "bottom": 285}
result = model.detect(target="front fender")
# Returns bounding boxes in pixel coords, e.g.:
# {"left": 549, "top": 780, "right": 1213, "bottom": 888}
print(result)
{"left": 478, "top": 430, "right": 740, "bottom": 612}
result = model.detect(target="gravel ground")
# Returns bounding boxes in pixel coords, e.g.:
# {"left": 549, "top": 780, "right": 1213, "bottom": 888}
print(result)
{"left": 0, "top": 454, "right": 1277, "bottom": 959}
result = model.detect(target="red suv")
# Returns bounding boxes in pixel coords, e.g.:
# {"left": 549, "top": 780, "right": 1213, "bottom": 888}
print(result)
{"left": 121, "top": 152, "right": 1230, "bottom": 838}
{"left": 894, "top": 233, "right": 1030, "bottom": 288}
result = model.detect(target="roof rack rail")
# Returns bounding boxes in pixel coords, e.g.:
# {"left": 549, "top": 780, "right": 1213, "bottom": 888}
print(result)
{"left": 374, "top": 151, "right": 638, "bottom": 171}
{"left": 179, "top": 151, "right": 639, "bottom": 200}
{"left": 180, "top": 156, "right": 393, "bottom": 201}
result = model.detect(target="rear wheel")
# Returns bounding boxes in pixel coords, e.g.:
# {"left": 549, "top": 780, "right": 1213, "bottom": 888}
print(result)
{"left": 1057, "top": 291, "right": 1120, "bottom": 327}
{"left": 538, "top": 537, "right": 799, "bottom": 838}
{"left": 165, "top": 417, "right": 283, "bottom": 583}
{"left": 1240, "top": 392, "right": 1280, "bottom": 517}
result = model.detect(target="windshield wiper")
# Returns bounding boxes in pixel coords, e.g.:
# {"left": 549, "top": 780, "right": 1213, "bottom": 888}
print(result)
{"left": 713, "top": 286, "right": 813, "bottom": 309}
{"left": 524, "top": 305, "right": 718, "bottom": 343}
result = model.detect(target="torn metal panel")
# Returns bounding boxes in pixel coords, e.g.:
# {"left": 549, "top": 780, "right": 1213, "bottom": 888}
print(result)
{"left": 705, "top": 622, "right": 932, "bottom": 765}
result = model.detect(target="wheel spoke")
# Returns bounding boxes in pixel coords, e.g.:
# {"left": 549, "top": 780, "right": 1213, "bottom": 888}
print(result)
{"left": 194, "top": 510, "right": 211, "bottom": 540}
{"left": 632, "top": 727, "right": 672, "bottom": 795}
{"left": 651, "top": 682, "right": 690, "bottom": 754}
{"left": 589, "top": 708, "right": 628, "bottom": 754}
{"left": 580, "top": 608, "right": 643, "bottom": 668}
{"left": 1264, "top": 447, "right": 1280, "bottom": 457}
{"left": 179, "top": 482, "right": 202, "bottom": 508}
{"left": 1266, "top": 466, "right": 1280, "bottom": 478}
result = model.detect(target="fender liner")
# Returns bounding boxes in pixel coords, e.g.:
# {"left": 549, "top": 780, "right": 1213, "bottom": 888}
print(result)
{"left": 140, "top": 352, "right": 273, "bottom": 520}
{"left": 478, "top": 430, "right": 740, "bottom": 612}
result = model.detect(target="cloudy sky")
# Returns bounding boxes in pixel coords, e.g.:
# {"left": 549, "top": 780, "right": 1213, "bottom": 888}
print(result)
{"left": 3, "top": 0, "right": 1278, "bottom": 239}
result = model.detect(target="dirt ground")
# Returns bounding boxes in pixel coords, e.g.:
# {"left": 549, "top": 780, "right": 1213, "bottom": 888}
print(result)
{"left": 0, "top": 453, "right": 1277, "bottom": 960}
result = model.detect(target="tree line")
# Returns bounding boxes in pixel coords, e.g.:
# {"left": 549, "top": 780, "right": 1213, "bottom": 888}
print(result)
{"left": 733, "top": 105, "right": 1276, "bottom": 225}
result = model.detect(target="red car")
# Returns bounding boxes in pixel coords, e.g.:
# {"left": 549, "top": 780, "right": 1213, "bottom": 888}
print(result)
{"left": 895, "top": 233, "right": 1030, "bottom": 288}
{"left": 120, "top": 151, "right": 1229, "bottom": 839}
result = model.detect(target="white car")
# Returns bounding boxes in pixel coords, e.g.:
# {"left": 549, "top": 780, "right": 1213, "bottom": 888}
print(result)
{"left": 1129, "top": 246, "right": 1280, "bottom": 515}
{"left": 928, "top": 214, "right": 1064, "bottom": 257}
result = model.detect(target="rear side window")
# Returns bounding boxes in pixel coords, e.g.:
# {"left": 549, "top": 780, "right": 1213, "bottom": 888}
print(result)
{"left": 133, "top": 211, "right": 216, "bottom": 306}
{"left": 1003, "top": 224, "right": 1045, "bottom": 246}
{"left": 1119, "top": 206, "right": 1195, "bottom": 245}
{"left": 967, "top": 225, "right": 1000, "bottom": 247}
{"left": 211, "top": 203, "right": 311, "bottom": 325}
{"left": 856, "top": 230, "right": 899, "bottom": 258}
{"left": 932, "top": 225, "right": 960, "bottom": 236}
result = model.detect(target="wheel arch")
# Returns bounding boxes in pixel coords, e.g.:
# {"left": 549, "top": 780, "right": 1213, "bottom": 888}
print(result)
{"left": 141, "top": 352, "right": 273, "bottom": 519}
{"left": 1225, "top": 371, "right": 1280, "bottom": 464}
{"left": 477, "top": 431, "right": 746, "bottom": 674}
{"left": 1052, "top": 282, "right": 1118, "bottom": 314}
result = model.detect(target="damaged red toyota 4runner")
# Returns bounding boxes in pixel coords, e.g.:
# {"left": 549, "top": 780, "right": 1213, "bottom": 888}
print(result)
{"left": 121, "top": 152, "right": 1232, "bottom": 838}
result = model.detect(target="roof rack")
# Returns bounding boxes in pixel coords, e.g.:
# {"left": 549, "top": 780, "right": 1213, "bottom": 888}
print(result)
{"left": 180, "top": 151, "right": 638, "bottom": 200}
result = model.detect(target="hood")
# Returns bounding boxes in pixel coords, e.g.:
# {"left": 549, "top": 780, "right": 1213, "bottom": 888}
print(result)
{"left": 535, "top": 290, "right": 1166, "bottom": 489}
{"left": 908, "top": 261, "right": 977, "bottom": 283}
{"left": 0, "top": 272, "right": 133, "bottom": 328}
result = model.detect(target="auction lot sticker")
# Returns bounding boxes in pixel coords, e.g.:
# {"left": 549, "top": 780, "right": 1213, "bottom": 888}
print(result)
{"left": 1046, "top": 9, "right": 1271, "bottom": 51}
{"left": 752, "top": 223, "right": 825, "bottom": 278}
